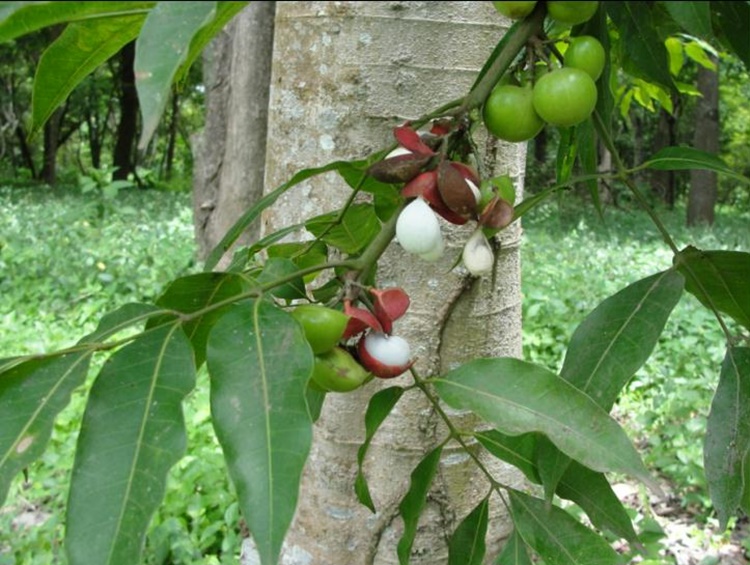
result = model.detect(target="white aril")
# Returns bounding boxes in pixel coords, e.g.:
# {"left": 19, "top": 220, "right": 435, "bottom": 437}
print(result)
{"left": 385, "top": 146, "right": 413, "bottom": 159}
{"left": 396, "top": 198, "right": 444, "bottom": 256}
{"left": 357, "top": 332, "right": 413, "bottom": 379}
{"left": 466, "top": 179, "right": 481, "bottom": 204}
{"left": 462, "top": 228, "right": 494, "bottom": 276}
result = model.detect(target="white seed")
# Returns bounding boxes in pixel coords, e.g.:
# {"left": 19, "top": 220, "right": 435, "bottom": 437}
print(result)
{"left": 385, "top": 146, "right": 412, "bottom": 159}
{"left": 462, "top": 228, "right": 494, "bottom": 276}
{"left": 363, "top": 332, "right": 411, "bottom": 367}
{"left": 466, "top": 179, "right": 481, "bottom": 203}
{"left": 396, "top": 198, "right": 444, "bottom": 256}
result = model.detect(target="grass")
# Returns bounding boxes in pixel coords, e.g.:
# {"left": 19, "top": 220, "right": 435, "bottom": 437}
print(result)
{"left": 1, "top": 182, "right": 748, "bottom": 563}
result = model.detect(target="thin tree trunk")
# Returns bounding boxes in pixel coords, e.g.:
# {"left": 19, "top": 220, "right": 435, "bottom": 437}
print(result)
{"left": 164, "top": 89, "right": 179, "bottom": 180}
{"left": 14, "top": 125, "right": 36, "bottom": 177}
{"left": 113, "top": 41, "right": 138, "bottom": 181}
{"left": 193, "top": 2, "right": 275, "bottom": 262}
{"left": 242, "top": 3, "right": 525, "bottom": 563}
{"left": 688, "top": 58, "right": 720, "bottom": 226}
{"left": 651, "top": 107, "right": 677, "bottom": 208}
{"left": 39, "top": 105, "right": 63, "bottom": 184}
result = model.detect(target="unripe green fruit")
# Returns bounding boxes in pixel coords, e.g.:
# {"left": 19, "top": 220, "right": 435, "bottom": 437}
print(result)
{"left": 564, "top": 35, "right": 605, "bottom": 81}
{"left": 546, "top": 1, "right": 599, "bottom": 25}
{"left": 311, "top": 347, "right": 371, "bottom": 393}
{"left": 532, "top": 67, "right": 598, "bottom": 127}
{"left": 492, "top": 1, "right": 537, "bottom": 19}
{"left": 291, "top": 304, "right": 349, "bottom": 354}
{"left": 483, "top": 84, "right": 544, "bottom": 142}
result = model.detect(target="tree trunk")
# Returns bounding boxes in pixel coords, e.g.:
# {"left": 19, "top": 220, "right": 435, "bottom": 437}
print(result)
{"left": 687, "top": 58, "right": 720, "bottom": 226}
{"left": 112, "top": 41, "right": 138, "bottom": 181}
{"left": 234, "top": 3, "right": 525, "bottom": 564}
{"left": 192, "top": 2, "right": 275, "bottom": 262}
{"left": 39, "top": 105, "right": 63, "bottom": 184}
{"left": 164, "top": 88, "right": 179, "bottom": 180}
{"left": 651, "top": 106, "right": 677, "bottom": 208}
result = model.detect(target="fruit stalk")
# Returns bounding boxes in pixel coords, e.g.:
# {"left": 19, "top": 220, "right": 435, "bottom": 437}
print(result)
{"left": 460, "top": 2, "right": 547, "bottom": 114}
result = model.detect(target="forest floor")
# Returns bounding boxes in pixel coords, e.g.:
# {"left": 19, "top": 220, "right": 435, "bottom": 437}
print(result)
{"left": 613, "top": 479, "right": 748, "bottom": 565}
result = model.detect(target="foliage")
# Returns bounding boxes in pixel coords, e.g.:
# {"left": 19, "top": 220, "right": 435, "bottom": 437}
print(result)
{"left": 1, "top": 2, "right": 750, "bottom": 565}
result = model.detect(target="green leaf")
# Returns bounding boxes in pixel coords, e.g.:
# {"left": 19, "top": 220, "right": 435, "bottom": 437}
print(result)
{"left": 257, "top": 257, "right": 307, "bottom": 301}
{"left": 560, "top": 269, "right": 685, "bottom": 410}
{"left": 675, "top": 247, "right": 750, "bottom": 331}
{"left": 663, "top": 1, "right": 712, "bottom": 38}
{"left": 704, "top": 347, "right": 750, "bottom": 530}
{"left": 355, "top": 386, "right": 405, "bottom": 512}
{"left": 477, "top": 431, "right": 637, "bottom": 542}
{"left": 0, "top": 1, "right": 154, "bottom": 43}
{"left": 31, "top": 15, "right": 144, "bottom": 139}
{"left": 494, "top": 529, "right": 532, "bottom": 565}
{"left": 305, "top": 203, "right": 381, "bottom": 255}
{"left": 135, "top": 1, "right": 217, "bottom": 149}
{"left": 711, "top": 1, "right": 750, "bottom": 69}
{"left": 475, "top": 430, "right": 540, "bottom": 484}
{"left": 555, "top": 460, "right": 639, "bottom": 542}
{"left": 0, "top": 303, "right": 160, "bottom": 507}
{"left": 267, "top": 240, "right": 329, "bottom": 283}
{"left": 153, "top": 272, "right": 254, "bottom": 367}
{"left": 204, "top": 159, "right": 366, "bottom": 271}
{"left": 448, "top": 496, "right": 490, "bottom": 565}
{"left": 397, "top": 445, "right": 443, "bottom": 565}
{"left": 535, "top": 435, "right": 570, "bottom": 503}
{"left": 173, "top": 1, "right": 248, "bottom": 85}
{"left": 509, "top": 490, "right": 620, "bottom": 565}
{"left": 555, "top": 128, "right": 576, "bottom": 186}
{"left": 206, "top": 300, "right": 314, "bottom": 565}
{"left": 644, "top": 147, "right": 750, "bottom": 185}
{"left": 574, "top": 119, "right": 601, "bottom": 219}
{"left": 66, "top": 322, "right": 196, "bottom": 565}
{"left": 225, "top": 224, "right": 305, "bottom": 272}
{"left": 0, "top": 355, "right": 89, "bottom": 507}
{"left": 606, "top": 2, "right": 674, "bottom": 90}
{"left": 434, "top": 358, "right": 658, "bottom": 492}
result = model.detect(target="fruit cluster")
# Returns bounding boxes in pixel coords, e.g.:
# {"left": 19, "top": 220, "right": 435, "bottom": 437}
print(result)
{"left": 291, "top": 286, "right": 414, "bottom": 393}
{"left": 484, "top": 1, "right": 604, "bottom": 142}
{"left": 369, "top": 125, "right": 514, "bottom": 276}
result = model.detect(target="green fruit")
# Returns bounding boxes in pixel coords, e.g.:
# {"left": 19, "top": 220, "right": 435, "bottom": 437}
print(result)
{"left": 311, "top": 347, "right": 371, "bottom": 393}
{"left": 532, "top": 67, "right": 598, "bottom": 127}
{"left": 546, "top": 1, "right": 599, "bottom": 25}
{"left": 564, "top": 35, "right": 605, "bottom": 81}
{"left": 291, "top": 304, "right": 349, "bottom": 354}
{"left": 492, "top": 1, "right": 537, "bottom": 19}
{"left": 483, "top": 84, "right": 545, "bottom": 142}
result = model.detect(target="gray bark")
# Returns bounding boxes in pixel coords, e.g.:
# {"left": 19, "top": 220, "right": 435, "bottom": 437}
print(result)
{"left": 238, "top": 3, "right": 527, "bottom": 564}
{"left": 192, "top": 2, "right": 275, "bottom": 261}
{"left": 687, "top": 58, "right": 720, "bottom": 226}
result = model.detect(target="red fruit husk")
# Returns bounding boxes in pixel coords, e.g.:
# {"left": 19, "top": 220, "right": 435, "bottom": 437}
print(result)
{"left": 342, "top": 300, "right": 383, "bottom": 339}
{"left": 393, "top": 125, "right": 435, "bottom": 156}
{"left": 478, "top": 196, "right": 514, "bottom": 230}
{"left": 401, "top": 171, "right": 469, "bottom": 226}
{"left": 356, "top": 335, "right": 414, "bottom": 379}
{"left": 449, "top": 161, "right": 480, "bottom": 186}
{"left": 437, "top": 161, "right": 478, "bottom": 219}
{"left": 430, "top": 118, "right": 453, "bottom": 136}
{"left": 367, "top": 153, "right": 431, "bottom": 184}
{"left": 370, "top": 287, "right": 410, "bottom": 334}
